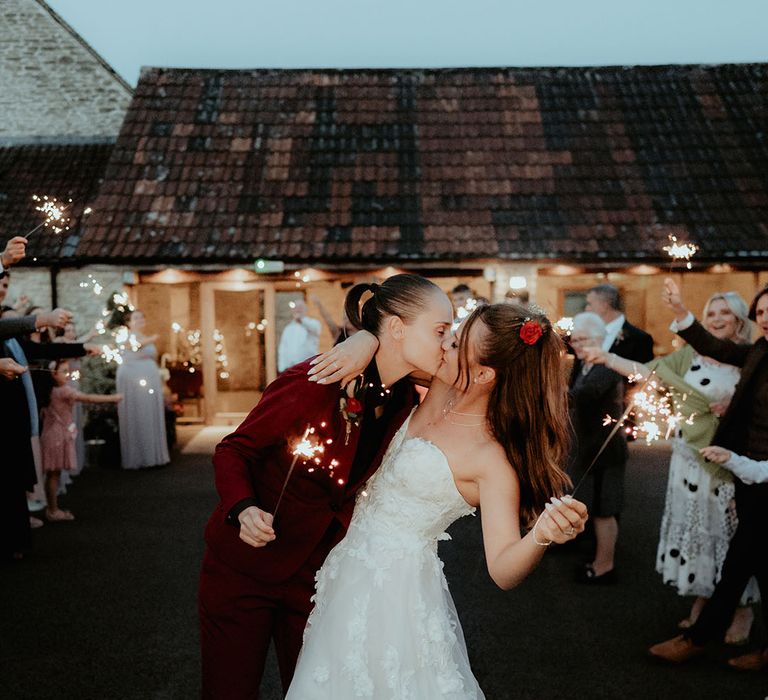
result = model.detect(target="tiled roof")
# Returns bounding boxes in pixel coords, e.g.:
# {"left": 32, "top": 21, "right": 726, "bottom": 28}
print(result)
{"left": 77, "top": 64, "right": 768, "bottom": 264}
{"left": 0, "top": 141, "right": 114, "bottom": 262}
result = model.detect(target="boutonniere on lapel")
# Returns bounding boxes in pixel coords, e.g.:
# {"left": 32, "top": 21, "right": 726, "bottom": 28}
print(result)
{"left": 340, "top": 375, "right": 367, "bottom": 445}
{"left": 615, "top": 328, "right": 625, "bottom": 345}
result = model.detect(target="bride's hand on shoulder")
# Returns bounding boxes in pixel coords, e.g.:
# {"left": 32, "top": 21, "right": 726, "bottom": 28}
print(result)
{"left": 308, "top": 330, "right": 379, "bottom": 386}
{"left": 534, "top": 495, "right": 588, "bottom": 545}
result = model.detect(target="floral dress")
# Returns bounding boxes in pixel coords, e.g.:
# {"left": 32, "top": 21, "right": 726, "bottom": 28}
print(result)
{"left": 656, "top": 355, "right": 759, "bottom": 603}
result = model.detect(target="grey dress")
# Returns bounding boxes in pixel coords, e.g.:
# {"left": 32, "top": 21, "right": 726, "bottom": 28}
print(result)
{"left": 116, "top": 342, "right": 169, "bottom": 469}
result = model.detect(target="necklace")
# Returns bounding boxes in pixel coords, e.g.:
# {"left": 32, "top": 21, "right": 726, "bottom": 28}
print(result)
{"left": 442, "top": 397, "right": 486, "bottom": 426}
{"left": 443, "top": 415, "right": 486, "bottom": 427}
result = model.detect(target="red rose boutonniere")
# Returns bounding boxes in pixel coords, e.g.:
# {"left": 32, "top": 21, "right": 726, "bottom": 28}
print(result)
{"left": 340, "top": 375, "right": 367, "bottom": 444}
{"left": 520, "top": 319, "right": 544, "bottom": 346}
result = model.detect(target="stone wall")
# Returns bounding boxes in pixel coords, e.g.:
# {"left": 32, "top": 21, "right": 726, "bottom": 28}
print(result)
{"left": 6, "top": 264, "right": 133, "bottom": 336}
{"left": 0, "top": 0, "right": 131, "bottom": 138}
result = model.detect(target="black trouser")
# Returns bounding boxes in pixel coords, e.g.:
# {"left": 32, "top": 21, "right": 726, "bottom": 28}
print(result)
{"left": 687, "top": 483, "right": 768, "bottom": 646}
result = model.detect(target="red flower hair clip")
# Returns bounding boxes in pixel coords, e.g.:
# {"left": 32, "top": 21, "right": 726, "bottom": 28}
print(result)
{"left": 520, "top": 319, "right": 544, "bottom": 346}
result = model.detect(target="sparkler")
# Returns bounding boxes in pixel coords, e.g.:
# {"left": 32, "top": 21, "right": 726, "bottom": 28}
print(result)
{"left": 663, "top": 234, "right": 699, "bottom": 271}
{"left": 554, "top": 316, "right": 574, "bottom": 336}
{"left": 25, "top": 195, "right": 72, "bottom": 237}
{"left": 79, "top": 274, "right": 104, "bottom": 296}
{"left": 572, "top": 371, "right": 695, "bottom": 496}
{"left": 452, "top": 298, "right": 478, "bottom": 331}
{"left": 273, "top": 425, "right": 325, "bottom": 518}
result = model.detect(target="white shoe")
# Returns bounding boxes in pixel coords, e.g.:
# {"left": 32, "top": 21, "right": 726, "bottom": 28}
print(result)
{"left": 27, "top": 499, "right": 46, "bottom": 512}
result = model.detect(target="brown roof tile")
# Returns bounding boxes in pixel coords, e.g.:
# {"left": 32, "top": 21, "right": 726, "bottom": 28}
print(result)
{"left": 74, "top": 64, "right": 768, "bottom": 264}
{"left": 0, "top": 141, "right": 113, "bottom": 263}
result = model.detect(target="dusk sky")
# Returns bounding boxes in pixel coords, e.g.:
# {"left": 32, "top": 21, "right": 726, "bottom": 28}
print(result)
{"left": 46, "top": 0, "right": 768, "bottom": 86}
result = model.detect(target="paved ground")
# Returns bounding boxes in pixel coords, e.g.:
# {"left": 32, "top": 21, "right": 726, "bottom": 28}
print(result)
{"left": 1, "top": 431, "right": 765, "bottom": 699}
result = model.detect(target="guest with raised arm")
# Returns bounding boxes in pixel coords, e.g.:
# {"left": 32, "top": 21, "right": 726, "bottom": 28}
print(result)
{"left": 647, "top": 279, "right": 768, "bottom": 671}
{"left": 583, "top": 291, "right": 758, "bottom": 641}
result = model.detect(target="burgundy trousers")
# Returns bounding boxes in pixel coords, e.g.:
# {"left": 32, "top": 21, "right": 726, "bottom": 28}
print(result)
{"left": 198, "top": 533, "right": 334, "bottom": 699}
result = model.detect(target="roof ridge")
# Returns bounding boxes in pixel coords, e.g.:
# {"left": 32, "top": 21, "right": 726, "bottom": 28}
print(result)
{"left": 34, "top": 0, "right": 134, "bottom": 94}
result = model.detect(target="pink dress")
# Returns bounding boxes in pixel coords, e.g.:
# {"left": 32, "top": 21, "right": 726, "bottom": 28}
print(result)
{"left": 41, "top": 385, "right": 78, "bottom": 472}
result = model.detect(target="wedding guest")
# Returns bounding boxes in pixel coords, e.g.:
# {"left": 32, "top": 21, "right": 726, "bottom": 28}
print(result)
{"left": 450, "top": 283, "right": 473, "bottom": 312}
{"left": 38, "top": 359, "right": 122, "bottom": 521}
{"left": 309, "top": 294, "right": 357, "bottom": 346}
{"left": 505, "top": 288, "right": 530, "bottom": 307}
{"left": 568, "top": 312, "right": 627, "bottom": 583}
{"left": 0, "top": 304, "right": 95, "bottom": 561}
{"left": 585, "top": 291, "right": 758, "bottom": 641}
{"left": 649, "top": 280, "right": 768, "bottom": 671}
{"left": 585, "top": 284, "right": 654, "bottom": 363}
{"left": 116, "top": 309, "right": 170, "bottom": 470}
{"left": 277, "top": 299, "right": 321, "bottom": 372}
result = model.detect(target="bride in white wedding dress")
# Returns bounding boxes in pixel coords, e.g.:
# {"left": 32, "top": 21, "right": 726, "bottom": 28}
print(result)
{"left": 287, "top": 303, "right": 588, "bottom": 698}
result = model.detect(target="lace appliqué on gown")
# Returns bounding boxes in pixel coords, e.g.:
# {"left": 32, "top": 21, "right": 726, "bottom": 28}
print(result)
{"left": 287, "top": 417, "right": 484, "bottom": 699}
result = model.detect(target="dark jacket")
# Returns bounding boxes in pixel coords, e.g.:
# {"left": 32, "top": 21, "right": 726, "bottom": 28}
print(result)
{"left": 611, "top": 320, "right": 654, "bottom": 364}
{"left": 568, "top": 360, "right": 628, "bottom": 472}
{"left": 677, "top": 319, "right": 768, "bottom": 460}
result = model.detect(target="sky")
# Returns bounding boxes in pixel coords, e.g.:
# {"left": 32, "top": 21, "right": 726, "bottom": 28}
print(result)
{"left": 47, "top": 0, "right": 768, "bottom": 86}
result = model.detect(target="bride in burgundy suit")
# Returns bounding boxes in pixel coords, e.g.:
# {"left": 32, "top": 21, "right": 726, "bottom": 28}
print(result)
{"left": 199, "top": 274, "right": 456, "bottom": 698}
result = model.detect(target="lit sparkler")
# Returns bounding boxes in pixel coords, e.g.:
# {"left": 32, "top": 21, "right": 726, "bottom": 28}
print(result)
{"left": 25, "top": 194, "right": 72, "bottom": 237}
{"left": 663, "top": 234, "right": 699, "bottom": 271}
{"left": 573, "top": 371, "right": 696, "bottom": 496}
{"left": 273, "top": 425, "right": 325, "bottom": 518}
{"left": 555, "top": 316, "right": 574, "bottom": 336}
{"left": 79, "top": 274, "right": 104, "bottom": 296}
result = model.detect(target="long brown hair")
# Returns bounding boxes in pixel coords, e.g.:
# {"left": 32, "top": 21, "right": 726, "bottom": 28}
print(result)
{"left": 344, "top": 274, "right": 443, "bottom": 335}
{"left": 458, "top": 303, "right": 571, "bottom": 526}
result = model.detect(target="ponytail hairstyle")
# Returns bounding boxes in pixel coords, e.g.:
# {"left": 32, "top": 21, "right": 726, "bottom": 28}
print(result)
{"left": 344, "top": 274, "right": 443, "bottom": 336}
{"left": 457, "top": 303, "right": 571, "bottom": 526}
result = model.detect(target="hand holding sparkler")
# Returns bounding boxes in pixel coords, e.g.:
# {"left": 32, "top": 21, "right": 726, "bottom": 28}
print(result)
{"left": 237, "top": 506, "right": 275, "bottom": 548}
{"left": 1, "top": 236, "right": 28, "bottom": 268}
{"left": 532, "top": 495, "right": 589, "bottom": 546}
{"left": 35, "top": 307, "right": 73, "bottom": 331}
{"left": 83, "top": 343, "right": 102, "bottom": 356}
{"left": 662, "top": 278, "right": 689, "bottom": 322}
{"left": 0, "top": 357, "right": 27, "bottom": 380}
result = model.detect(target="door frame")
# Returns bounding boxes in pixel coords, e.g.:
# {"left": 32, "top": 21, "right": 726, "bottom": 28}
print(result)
{"left": 200, "top": 281, "right": 276, "bottom": 424}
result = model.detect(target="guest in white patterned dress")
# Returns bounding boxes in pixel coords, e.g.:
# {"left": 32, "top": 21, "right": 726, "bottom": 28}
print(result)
{"left": 584, "top": 291, "right": 758, "bottom": 643}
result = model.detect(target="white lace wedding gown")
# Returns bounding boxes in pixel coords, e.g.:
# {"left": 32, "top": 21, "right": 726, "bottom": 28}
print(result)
{"left": 286, "top": 413, "right": 484, "bottom": 699}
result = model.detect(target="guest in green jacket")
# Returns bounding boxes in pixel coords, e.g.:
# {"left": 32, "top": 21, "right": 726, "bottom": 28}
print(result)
{"left": 583, "top": 291, "right": 758, "bottom": 644}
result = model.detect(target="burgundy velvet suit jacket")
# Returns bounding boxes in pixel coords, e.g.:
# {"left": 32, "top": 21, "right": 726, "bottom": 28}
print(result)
{"left": 204, "top": 359, "right": 417, "bottom": 583}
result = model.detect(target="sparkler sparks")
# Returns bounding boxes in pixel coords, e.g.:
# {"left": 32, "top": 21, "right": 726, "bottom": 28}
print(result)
{"left": 79, "top": 274, "right": 104, "bottom": 296}
{"left": 600, "top": 376, "right": 697, "bottom": 445}
{"left": 573, "top": 371, "right": 697, "bottom": 497}
{"left": 555, "top": 316, "right": 574, "bottom": 335}
{"left": 663, "top": 234, "right": 699, "bottom": 270}
{"left": 273, "top": 425, "right": 325, "bottom": 518}
{"left": 27, "top": 195, "right": 72, "bottom": 236}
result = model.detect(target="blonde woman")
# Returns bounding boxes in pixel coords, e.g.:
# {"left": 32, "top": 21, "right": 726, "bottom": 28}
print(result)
{"left": 584, "top": 291, "right": 758, "bottom": 643}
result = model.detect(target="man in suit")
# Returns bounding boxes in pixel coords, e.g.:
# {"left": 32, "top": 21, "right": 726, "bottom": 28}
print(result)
{"left": 199, "top": 275, "right": 453, "bottom": 698}
{"left": 585, "top": 284, "right": 654, "bottom": 364}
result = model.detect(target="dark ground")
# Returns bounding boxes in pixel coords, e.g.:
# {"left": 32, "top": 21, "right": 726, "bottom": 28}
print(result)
{"left": 1, "top": 434, "right": 766, "bottom": 700}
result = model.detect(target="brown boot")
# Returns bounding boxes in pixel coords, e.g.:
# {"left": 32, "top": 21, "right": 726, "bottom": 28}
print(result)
{"left": 648, "top": 635, "right": 705, "bottom": 664}
{"left": 727, "top": 648, "right": 768, "bottom": 672}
